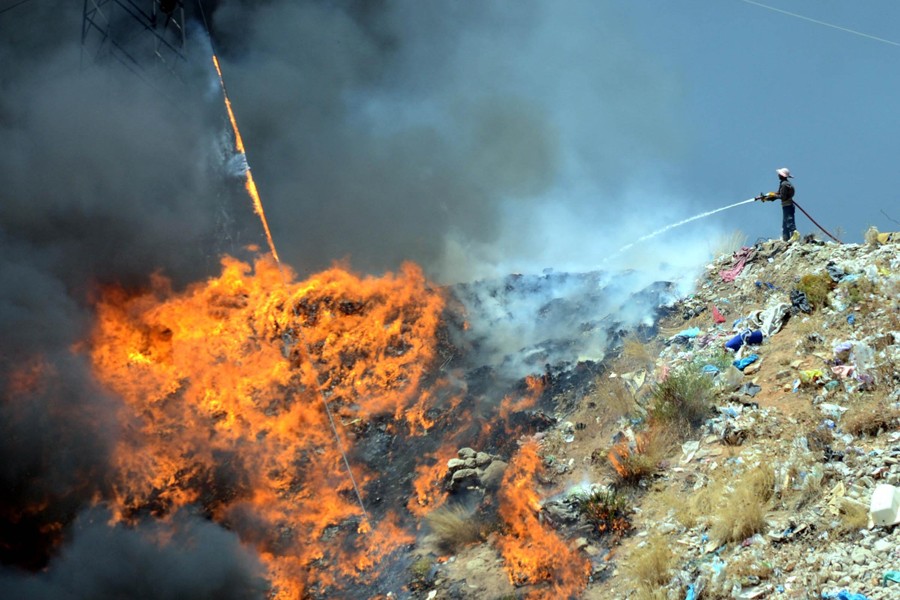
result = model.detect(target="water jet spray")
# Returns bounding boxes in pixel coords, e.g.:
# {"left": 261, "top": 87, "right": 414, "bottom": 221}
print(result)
{"left": 606, "top": 197, "right": 757, "bottom": 262}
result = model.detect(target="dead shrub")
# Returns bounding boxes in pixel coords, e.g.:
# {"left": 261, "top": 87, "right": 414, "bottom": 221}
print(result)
{"left": 595, "top": 377, "right": 636, "bottom": 421}
{"left": 806, "top": 425, "right": 834, "bottom": 453}
{"left": 844, "top": 277, "right": 879, "bottom": 311}
{"left": 838, "top": 498, "right": 869, "bottom": 533}
{"left": 425, "top": 504, "right": 484, "bottom": 553}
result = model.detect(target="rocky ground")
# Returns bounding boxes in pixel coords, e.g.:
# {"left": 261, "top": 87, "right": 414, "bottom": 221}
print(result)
{"left": 408, "top": 235, "right": 900, "bottom": 599}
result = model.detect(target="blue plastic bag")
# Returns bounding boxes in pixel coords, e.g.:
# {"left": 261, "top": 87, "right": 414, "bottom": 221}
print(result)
{"left": 733, "top": 354, "right": 759, "bottom": 371}
{"left": 822, "top": 591, "right": 870, "bottom": 600}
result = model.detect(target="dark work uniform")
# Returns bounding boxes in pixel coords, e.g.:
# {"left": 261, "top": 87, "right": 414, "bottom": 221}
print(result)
{"left": 777, "top": 178, "right": 795, "bottom": 241}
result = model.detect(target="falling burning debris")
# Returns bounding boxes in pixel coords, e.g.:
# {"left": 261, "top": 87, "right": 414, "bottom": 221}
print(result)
{"left": 211, "top": 54, "right": 280, "bottom": 266}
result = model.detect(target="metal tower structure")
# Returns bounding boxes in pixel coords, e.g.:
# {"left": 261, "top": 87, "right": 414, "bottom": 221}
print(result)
{"left": 81, "top": 0, "right": 187, "bottom": 80}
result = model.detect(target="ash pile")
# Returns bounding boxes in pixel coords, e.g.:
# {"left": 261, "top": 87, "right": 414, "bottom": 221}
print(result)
{"left": 447, "top": 268, "right": 677, "bottom": 378}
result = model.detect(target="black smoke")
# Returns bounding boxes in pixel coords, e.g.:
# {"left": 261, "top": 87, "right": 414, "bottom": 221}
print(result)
{"left": 0, "top": 509, "right": 267, "bottom": 600}
{"left": 1, "top": 1, "right": 692, "bottom": 596}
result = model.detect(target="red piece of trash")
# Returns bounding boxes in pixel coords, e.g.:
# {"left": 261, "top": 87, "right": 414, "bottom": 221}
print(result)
{"left": 710, "top": 304, "right": 726, "bottom": 324}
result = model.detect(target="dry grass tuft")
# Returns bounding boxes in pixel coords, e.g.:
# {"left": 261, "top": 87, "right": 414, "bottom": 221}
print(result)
{"left": 710, "top": 229, "right": 748, "bottom": 259}
{"left": 842, "top": 398, "right": 900, "bottom": 437}
{"left": 744, "top": 464, "right": 776, "bottom": 504}
{"left": 425, "top": 504, "right": 484, "bottom": 553}
{"left": 728, "top": 559, "right": 774, "bottom": 581}
{"left": 607, "top": 425, "right": 676, "bottom": 484}
{"left": 710, "top": 465, "right": 774, "bottom": 545}
{"left": 621, "top": 335, "right": 654, "bottom": 368}
{"left": 622, "top": 534, "right": 675, "bottom": 597}
{"left": 838, "top": 498, "right": 869, "bottom": 533}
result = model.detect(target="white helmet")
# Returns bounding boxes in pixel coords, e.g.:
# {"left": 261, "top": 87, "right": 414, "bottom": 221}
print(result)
{"left": 776, "top": 167, "right": 793, "bottom": 179}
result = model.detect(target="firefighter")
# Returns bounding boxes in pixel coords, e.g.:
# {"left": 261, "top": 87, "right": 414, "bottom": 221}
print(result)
{"left": 757, "top": 167, "right": 796, "bottom": 242}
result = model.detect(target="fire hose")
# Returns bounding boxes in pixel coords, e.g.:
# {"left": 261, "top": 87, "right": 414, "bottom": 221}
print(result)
{"left": 793, "top": 200, "right": 842, "bottom": 243}
{"left": 756, "top": 194, "right": 842, "bottom": 243}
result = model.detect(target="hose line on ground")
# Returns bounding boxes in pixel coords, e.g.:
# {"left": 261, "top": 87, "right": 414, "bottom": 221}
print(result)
{"left": 794, "top": 200, "right": 842, "bottom": 243}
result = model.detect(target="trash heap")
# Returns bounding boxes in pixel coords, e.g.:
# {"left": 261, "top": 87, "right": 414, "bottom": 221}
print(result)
{"left": 405, "top": 236, "right": 900, "bottom": 600}
{"left": 599, "top": 236, "right": 900, "bottom": 599}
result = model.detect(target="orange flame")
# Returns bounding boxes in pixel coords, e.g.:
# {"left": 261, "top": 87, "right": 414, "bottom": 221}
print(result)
{"left": 87, "top": 255, "right": 448, "bottom": 596}
{"left": 607, "top": 433, "right": 649, "bottom": 480}
{"left": 495, "top": 441, "right": 589, "bottom": 598}
{"left": 406, "top": 445, "right": 457, "bottom": 518}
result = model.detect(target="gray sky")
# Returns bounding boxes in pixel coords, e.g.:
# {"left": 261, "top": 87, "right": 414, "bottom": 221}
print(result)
{"left": 621, "top": 0, "right": 900, "bottom": 246}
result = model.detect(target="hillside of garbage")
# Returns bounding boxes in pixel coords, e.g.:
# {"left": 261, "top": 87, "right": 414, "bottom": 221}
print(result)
{"left": 413, "top": 234, "right": 900, "bottom": 600}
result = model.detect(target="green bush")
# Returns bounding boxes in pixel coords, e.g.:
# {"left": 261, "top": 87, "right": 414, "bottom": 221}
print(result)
{"left": 577, "top": 487, "right": 631, "bottom": 538}
{"left": 796, "top": 272, "right": 834, "bottom": 310}
{"left": 649, "top": 364, "right": 715, "bottom": 428}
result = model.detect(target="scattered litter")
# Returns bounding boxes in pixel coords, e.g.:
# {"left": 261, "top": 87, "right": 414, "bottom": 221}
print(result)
{"left": 737, "top": 382, "right": 762, "bottom": 397}
{"left": 821, "top": 592, "right": 870, "bottom": 600}
{"left": 851, "top": 343, "right": 876, "bottom": 379}
{"left": 818, "top": 403, "right": 848, "bottom": 419}
{"left": 799, "top": 369, "right": 824, "bottom": 385}
{"left": 721, "top": 365, "right": 744, "bottom": 390}
{"left": 790, "top": 289, "right": 812, "bottom": 313}
{"left": 720, "top": 246, "right": 756, "bottom": 282}
{"left": 831, "top": 365, "right": 855, "bottom": 379}
{"left": 733, "top": 354, "right": 759, "bottom": 371}
{"left": 702, "top": 364, "right": 720, "bottom": 375}
{"left": 620, "top": 370, "right": 646, "bottom": 395}
{"left": 865, "top": 225, "right": 900, "bottom": 245}
{"left": 725, "top": 329, "right": 763, "bottom": 351}
{"left": 883, "top": 571, "right": 900, "bottom": 586}
{"left": 847, "top": 314, "right": 856, "bottom": 325}
{"left": 834, "top": 341, "right": 853, "bottom": 361}
{"left": 869, "top": 484, "right": 900, "bottom": 527}
{"left": 681, "top": 440, "right": 700, "bottom": 463}
{"left": 673, "top": 326, "right": 701, "bottom": 340}
{"left": 751, "top": 302, "right": 791, "bottom": 337}
{"left": 709, "top": 303, "right": 726, "bottom": 324}
{"left": 826, "top": 261, "right": 846, "bottom": 282}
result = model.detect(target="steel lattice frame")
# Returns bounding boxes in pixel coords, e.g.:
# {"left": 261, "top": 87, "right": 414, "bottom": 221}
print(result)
{"left": 81, "top": 0, "right": 186, "bottom": 79}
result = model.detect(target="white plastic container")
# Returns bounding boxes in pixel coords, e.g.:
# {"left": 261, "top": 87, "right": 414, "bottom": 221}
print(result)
{"left": 869, "top": 484, "right": 900, "bottom": 526}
